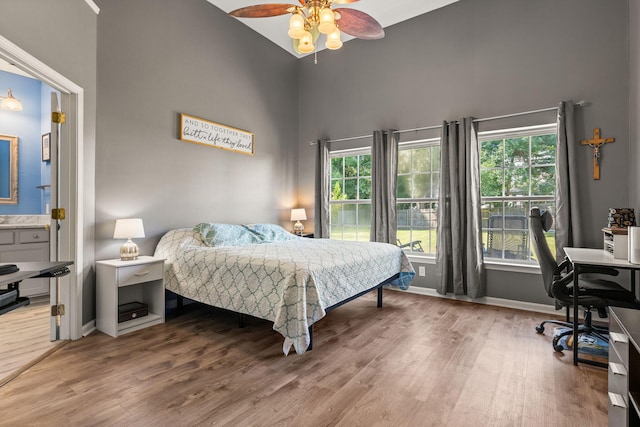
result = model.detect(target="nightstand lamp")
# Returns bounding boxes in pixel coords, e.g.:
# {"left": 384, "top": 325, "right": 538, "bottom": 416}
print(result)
{"left": 113, "top": 218, "right": 145, "bottom": 261}
{"left": 291, "top": 208, "right": 307, "bottom": 235}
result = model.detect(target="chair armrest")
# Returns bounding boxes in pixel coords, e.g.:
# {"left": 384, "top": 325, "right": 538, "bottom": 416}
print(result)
{"left": 577, "top": 266, "right": 620, "bottom": 277}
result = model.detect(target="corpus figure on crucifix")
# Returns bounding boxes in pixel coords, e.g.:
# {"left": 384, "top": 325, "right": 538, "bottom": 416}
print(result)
{"left": 580, "top": 128, "right": 615, "bottom": 180}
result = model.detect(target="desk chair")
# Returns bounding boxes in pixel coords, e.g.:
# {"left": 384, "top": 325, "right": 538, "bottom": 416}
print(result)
{"left": 529, "top": 207, "right": 640, "bottom": 352}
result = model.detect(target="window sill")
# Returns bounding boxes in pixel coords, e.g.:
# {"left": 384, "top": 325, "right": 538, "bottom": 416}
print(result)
{"left": 405, "top": 252, "right": 541, "bottom": 275}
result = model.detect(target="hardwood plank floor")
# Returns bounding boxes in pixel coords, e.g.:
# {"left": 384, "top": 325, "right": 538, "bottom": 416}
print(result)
{"left": 0, "top": 297, "right": 59, "bottom": 384}
{"left": 0, "top": 291, "right": 608, "bottom": 426}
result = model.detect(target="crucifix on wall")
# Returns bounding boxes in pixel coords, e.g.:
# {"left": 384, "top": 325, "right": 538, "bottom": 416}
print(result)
{"left": 580, "top": 128, "right": 615, "bottom": 180}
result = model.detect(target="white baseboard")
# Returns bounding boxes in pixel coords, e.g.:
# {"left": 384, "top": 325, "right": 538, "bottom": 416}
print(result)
{"left": 82, "top": 320, "right": 96, "bottom": 337}
{"left": 390, "top": 286, "right": 561, "bottom": 316}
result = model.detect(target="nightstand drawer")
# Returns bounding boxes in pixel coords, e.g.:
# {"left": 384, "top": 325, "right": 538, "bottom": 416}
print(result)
{"left": 0, "top": 231, "right": 14, "bottom": 245}
{"left": 18, "top": 229, "right": 49, "bottom": 243}
{"left": 117, "top": 262, "right": 163, "bottom": 287}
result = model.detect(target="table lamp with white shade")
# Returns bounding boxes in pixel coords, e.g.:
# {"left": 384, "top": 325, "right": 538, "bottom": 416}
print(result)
{"left": 113, "top": 218, "right": 145, "bottom": 260}
{"left": 290, "top": 208, "right": 307, "bottom": 235}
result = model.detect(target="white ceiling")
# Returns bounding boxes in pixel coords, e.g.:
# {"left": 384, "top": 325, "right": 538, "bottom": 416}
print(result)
{"left": 207, "top": 0, "right": 459, "bottom": 57}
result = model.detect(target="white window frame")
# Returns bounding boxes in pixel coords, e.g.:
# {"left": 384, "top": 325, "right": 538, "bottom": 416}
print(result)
{"left": 479, "top": 123, "right": 557, "bottom": 266}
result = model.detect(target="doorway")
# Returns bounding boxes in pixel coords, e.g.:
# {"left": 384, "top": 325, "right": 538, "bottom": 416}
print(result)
{"left": 0, "top": 34, "right": 85, "bottom": 383}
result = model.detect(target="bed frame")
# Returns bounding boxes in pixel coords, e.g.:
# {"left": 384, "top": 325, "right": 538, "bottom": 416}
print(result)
{"left": 172, "top": 272, "right": 401, "bottom": 352}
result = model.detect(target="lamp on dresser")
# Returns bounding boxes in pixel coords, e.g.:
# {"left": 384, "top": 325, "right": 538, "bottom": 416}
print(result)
{"left": 113, "top": 218, "right": 145, "bottom": 261}
{"left": 290, "top": 208, "right": 307, "bottom": 235}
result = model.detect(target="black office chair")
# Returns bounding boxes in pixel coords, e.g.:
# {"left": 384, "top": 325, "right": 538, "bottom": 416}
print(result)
{"left": 529, "top": 207, "right": 640, "bottom": 352}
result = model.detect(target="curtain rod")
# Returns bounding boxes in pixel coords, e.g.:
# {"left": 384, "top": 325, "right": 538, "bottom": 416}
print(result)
{"left": 309, "top": 101, "right": 589, "bottom": 145}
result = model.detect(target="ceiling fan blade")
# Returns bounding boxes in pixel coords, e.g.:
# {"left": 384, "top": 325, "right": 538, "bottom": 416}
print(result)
{"left": 331, "top": 0, "right": 361, "bottom": 4}
{"left": 229, "top": 4, "right": 297, "bottom": 18}
{"left": 334, "top": 8, "right": 384, "bottom": 40}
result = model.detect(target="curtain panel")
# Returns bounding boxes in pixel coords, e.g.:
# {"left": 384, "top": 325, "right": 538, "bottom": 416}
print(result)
{"left": 314, "top": 139, "right": 330, "bottom": 238}
{"left": 370, "top": 129, "right": 399, "bottom": 243}
{"left": 436, "top": 118, "right": 485, "bottom": 298}
{"left": 555, "top": 100, "right": 584, "bottom": 260}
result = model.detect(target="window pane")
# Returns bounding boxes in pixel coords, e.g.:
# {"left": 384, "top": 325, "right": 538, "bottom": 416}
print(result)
{"left": 359, "top": 177, "right": 371, "bottom": 199}
{"left": 432, "top": 172, "right": 439, "bottom": 198}
{"left": 504, "top": 168, "right": 528, "bottom": 196}
{"left": 344, "top": 156, "right": 358, "bottom": 178}
{"left": 531, "top": 166, "right": 555, "bottom": 195}
{"left": 531, "top": 135, "right": 556, "bottom": 165}
{"left": 413, "top": 148, "right": 430, "bottom": 172}
{"left": 331, "top": 180, "right": 346, "bottom": 200}
{"left": 481, "top": 139, "right": 503, "bottom": 168}
{"left": 330, "top": 204, "right": 343, "bottom": 239}
{"left": 357, "top": 204, "right": 371, "bottom": 242}
{"left": 359, "top": 154, "right": 372, "bottom": 177}
{"left": 504, "top": 137, "right": 529, "bottom": 168}
{"left": 397, "top": 175, "right": 411, "bottom": 198}
{"left": 331, "top": 158, "right": 343, "bottom": 179}
{"left": 398, "top": 150, "right": 411, "bottom": 174}
{"left": 481, "top": 169, "right": 503, "bottom": 196}
{"left": 344, "top": 179, "right": 357, "bottom": 200}
{"left": 412, "top": 173, "right": 429, "bottom": 198}
{"left": 432, "top": 146, "right": 441, "bottom": 172}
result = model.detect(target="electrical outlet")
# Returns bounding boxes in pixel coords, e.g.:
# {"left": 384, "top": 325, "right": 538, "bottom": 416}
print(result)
{"left": 419, "top": 266, "right": 425, "bottom": 276}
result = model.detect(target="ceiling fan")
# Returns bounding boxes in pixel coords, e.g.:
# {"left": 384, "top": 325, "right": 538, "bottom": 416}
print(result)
{"left": 229, "top": 0, "right": 384, "bottom": 54}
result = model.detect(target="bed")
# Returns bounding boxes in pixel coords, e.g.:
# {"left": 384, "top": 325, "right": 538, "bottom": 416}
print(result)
{"left": 154, "top": 223, "right": 415, "bottom": 355}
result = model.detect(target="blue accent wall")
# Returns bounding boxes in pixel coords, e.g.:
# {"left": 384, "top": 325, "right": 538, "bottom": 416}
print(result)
{"left": 0, "top": 70, "right": 53, "bottom": 214}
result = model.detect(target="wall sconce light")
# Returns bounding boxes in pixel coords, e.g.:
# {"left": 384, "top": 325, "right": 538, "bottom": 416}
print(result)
{"left": 0, "top": 89, "right": 23, "bottom": 111}
{"left": 113, "top": 218, "right": 145, "bottom": 261}
{"left": 290, "top": 208, "right": 307, "bottom": 235}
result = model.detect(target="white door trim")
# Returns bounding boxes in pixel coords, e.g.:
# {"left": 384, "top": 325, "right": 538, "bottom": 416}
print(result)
{"left": 0, "top": 35, "right": 85, "bottom": 340}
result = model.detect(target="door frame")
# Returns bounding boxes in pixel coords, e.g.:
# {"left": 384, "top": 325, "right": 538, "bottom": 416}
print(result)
{"left": 0, "top": 35, "right": 85, "bottom": 340}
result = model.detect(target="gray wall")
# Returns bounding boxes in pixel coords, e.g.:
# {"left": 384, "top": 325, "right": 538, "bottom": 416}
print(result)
{"left": 296, "top": 0, "right": 631, "bottom": 303}
{"left": 0, "top": 0, "right": 98, "bottom": 322}
{"left": 631, "top": 0, "right": 640, "bottom": 210}
{"left": 95, "top": 0, "right": 299, "bottom": 267}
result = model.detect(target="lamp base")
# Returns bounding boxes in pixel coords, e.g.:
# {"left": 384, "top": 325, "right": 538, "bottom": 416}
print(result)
{"left": 120, "top": 239, "right": 139, "bottom": 261}
{"left": 293, "top": 221, "right": 304, "bottom": 235}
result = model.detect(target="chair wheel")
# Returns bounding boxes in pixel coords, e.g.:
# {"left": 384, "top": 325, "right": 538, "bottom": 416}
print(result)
{"left": 553, "top": 344, "right": 565, "bottom": 353}
{"left": 536, "top": 325, "right": 545, "bottom": 334}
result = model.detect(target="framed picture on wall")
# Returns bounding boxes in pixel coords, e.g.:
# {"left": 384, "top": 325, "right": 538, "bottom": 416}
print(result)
{"left": 42, "top": 133, "right": 50, "bottom": 162}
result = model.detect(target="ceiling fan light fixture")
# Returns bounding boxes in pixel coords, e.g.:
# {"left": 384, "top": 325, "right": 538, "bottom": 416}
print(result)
{"left": 325, "top": 28, "right": 343, "bottom": 50}
{"left": 298, "top": 30, "right": 315, "bottom": 53}
{"left": 287, "top": 13, "right": 306, "bottom": 39}
{"left": 318, "top": 7, "right": 337, "bottom": 35}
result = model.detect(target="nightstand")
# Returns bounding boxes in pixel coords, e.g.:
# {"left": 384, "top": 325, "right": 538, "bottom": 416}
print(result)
{"left": 299, "top": 233, "right": 314, "bottom": 238}
{"left": 96, "top": 256, "right": 165, "bottom": 337}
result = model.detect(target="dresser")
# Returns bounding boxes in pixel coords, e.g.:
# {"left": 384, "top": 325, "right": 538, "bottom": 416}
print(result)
{"left": 0, "top": 227, "right": 50, "bottom": 296}
{"left": 608, "top": 307, "right": 640, "bottom": 426}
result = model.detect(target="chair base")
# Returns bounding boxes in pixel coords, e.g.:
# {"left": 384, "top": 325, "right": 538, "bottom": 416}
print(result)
{"left": 535, "top": 308, "right": 609, "bottom": 354}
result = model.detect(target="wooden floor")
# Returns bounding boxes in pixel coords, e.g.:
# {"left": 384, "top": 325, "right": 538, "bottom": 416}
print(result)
{"left": 0, "top": 297, "right": 59, "bottom": 384}
{"left": 0, "top": 291, "right": 608, "bottom": 426}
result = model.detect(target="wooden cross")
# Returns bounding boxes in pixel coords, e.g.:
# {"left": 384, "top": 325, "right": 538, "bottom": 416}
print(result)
{"left": 580, "top": 128, "right": 615, "bottom": 180}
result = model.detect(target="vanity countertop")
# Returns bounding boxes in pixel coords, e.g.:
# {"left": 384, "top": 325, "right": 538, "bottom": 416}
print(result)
{"left": 0, "top": 224, "right": 49, "bottom": 229}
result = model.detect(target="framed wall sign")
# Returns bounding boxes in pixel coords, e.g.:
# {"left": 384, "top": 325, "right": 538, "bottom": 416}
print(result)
{"left": 179, "top": 113, "right": 254, "bottom": 155}
{"left": 41, "top": 133, "right": 51, "bottom": 162}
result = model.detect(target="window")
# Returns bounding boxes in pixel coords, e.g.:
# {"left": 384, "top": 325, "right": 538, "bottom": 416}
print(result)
{"left": 330, "top": 148, "right": 372, "bottom": 241}
{"left": 396, "top": 139, "right": 440, "bottom": 254}
{"left": 479, "top": 124, "right": 557, "bottom": 262}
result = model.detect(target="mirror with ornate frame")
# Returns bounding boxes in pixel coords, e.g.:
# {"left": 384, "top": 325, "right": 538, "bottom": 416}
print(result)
{"left": 0, "top": 134, "right": 18, "bottom": 204}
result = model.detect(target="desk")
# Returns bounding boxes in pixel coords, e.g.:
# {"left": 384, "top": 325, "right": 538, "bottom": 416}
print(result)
{"left": 563, "top": 248, "right": 639, "bottom": 366}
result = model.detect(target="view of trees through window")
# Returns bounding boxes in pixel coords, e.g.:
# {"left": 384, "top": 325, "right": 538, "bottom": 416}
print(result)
{"left": 328, "top": 124, "right": 557, "bottom": 264}
{"left": 479, "top": 124, "right": 557, "bottom": 262}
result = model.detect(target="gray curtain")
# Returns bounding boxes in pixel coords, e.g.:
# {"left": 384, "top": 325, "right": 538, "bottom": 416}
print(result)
{"left": 555, "top": 100, "right": 583, "bottom": 259}
{"left": 370, "top": 130, "right": 398, "bottom": 243}
{"left": 436, "top": 118, "right": 485, "bottom": 297}
{"left": 314, "top": 139, "right": 330, "bottom": 238}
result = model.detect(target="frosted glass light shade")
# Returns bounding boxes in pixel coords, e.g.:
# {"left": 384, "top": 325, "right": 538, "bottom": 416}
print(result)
{"left": 318, "top": 8, "right": 336, "bottom": 34}
{"left": 298, "top": 31, "right": 315, "bottom": 53}
{"left": 325, "top": 28, "right": 343, "bottom": 50}
{"left": 288, "top": 13, "right": 306, "bottom": 39}
{"left": 1, "top": 89, "right": 22, "bottom": 111}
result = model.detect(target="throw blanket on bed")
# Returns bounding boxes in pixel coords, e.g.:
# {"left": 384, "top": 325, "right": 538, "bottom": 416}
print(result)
{"left": 154, "top": 225, "right": 415, "bottom": 355}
